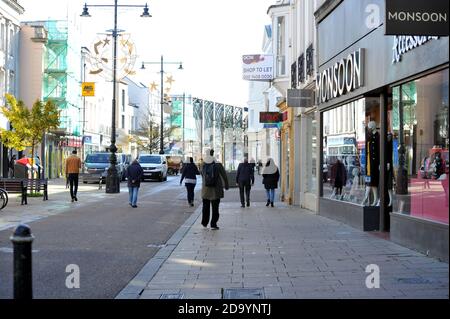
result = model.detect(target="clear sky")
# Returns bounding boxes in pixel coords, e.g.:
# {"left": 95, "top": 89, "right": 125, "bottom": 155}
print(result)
{"left": 19, "top": 0, "right": 274, "bottom": 107}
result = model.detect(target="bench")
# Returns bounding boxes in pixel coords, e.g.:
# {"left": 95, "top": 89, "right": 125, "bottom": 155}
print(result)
{"left": 0, "top": 179, "right": 27, "bottom": 205}
{"left": 24, "top": 179, "right": 49, "bottom": 202}
{"left": 81, "top": 173, "right": 103, "bottom": 190}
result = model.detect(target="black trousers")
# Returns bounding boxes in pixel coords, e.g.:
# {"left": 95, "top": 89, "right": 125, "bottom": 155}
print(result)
{"left": 68, "top": 173, "right": 79, "bottom": 199}
{"left": 239, "top": 182, "right": 251, "bottom": 205}
{"left": 202, "top": 199, "right": 220, "bottom": 227}
{"left": 185, "top": 183, "right": 195, "bottom": 203}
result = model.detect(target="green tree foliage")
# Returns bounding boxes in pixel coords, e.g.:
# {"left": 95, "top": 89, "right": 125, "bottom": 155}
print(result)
{"left": 1, "top": 94, "right": 60, "bottom": 162}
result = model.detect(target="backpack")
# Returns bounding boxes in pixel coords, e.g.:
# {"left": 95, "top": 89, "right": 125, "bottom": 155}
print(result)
{"left": 203, "top": 163, "right": 218, "bottom": 187}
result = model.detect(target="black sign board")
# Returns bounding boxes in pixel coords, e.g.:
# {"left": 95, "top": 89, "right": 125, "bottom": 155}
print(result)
{"left": 259, "top": 112, "right": 280, "bottom": 123}
{"left": 385, "top": 0, "right": 449, "bottom": 36}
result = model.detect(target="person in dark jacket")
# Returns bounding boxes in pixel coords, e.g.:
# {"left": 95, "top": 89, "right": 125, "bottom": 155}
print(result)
{"left": 330, "top": 159, "right": 347, "bottom": 197}
{"left": 126, "top": 158, "right": 144, "bottom": 208}
{"left": 262, "top": 158, "right": 280, "bottom": 207}
{"left": 236, "top": 158, "right": 255, "bottom": 207}
{"left": 180, "top": 157, "right": 200, "bottom": 207}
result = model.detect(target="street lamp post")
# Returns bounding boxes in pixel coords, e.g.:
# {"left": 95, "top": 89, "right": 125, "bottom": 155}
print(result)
{"left": 141, "top": 57, "right": 183, "bottom": 155}
{"left": 80, "top": 1, "right": 151, "bottom": 193}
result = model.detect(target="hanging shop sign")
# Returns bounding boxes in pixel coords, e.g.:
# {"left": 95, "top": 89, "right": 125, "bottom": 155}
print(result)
{"left": 392, "top": 36, "right": 439, "bottom": 64}
{"left": 287, "top": 89, "right": 314, "bottom": 108}
{"left": 81, "top": 82, "right": 95, "bottom": 97}
{"left": 259, "top": 112, "right": 280, "bottom": 123}
{"left": 315, "top": 48, "right": 365, "bottom": 104}
{"left": 242, "top": 54, "right": 274, "bottom": 81}
{"left": 385, "top": 0, "right": 449, "bottom": 36}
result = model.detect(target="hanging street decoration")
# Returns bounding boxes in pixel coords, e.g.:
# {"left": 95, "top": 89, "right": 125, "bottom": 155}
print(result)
{"left": 87, "top": 33, "right": 137, "bottom": 81}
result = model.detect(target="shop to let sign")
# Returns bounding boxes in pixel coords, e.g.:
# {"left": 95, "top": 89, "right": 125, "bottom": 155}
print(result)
{"left": 242, "top": 55, "right": 274, "bottom": 81}
{"left": 82, "top": 82, "right": 95, "bottom": 97}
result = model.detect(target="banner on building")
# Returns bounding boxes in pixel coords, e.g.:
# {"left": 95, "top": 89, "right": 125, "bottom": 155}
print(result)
{"left": 385, "top": 0, "right": 449, "bottom": 36}
{"left": 259, "top": 112, "right": 280, "bottom": 123}
{"left": 242, "top": 54, "right": 274, "bottom": 81}
{"left": 82, "top": 82, "right": 95, "bottom": 96}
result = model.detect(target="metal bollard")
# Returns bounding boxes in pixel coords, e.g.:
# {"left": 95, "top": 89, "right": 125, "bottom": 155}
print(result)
{"left": 10, "top": 224, "right": 34, "bottom": 299}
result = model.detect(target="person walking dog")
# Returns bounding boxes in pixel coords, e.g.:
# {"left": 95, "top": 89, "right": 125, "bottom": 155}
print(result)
{"left": 126, "top": 158, "right": 144, "bottom": 208}
{"left": 65, "top": 150, "right": 81, "bottom": 202}
{"left": 201, "top": 149, "right": 229, "bottom": 230}
{"left": 180, "top": 157, "right": 200, "bottom": 207}
{"left": 262, "top": 158, "right": 280, "bottom": 207}
{"left": 236, "top": 158, "right": 255, "bottom": 207}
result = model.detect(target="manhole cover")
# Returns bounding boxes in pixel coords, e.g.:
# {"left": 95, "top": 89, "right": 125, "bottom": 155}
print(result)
{"left": 222, "top": 288, "right": 265, "bottom": 299}
{"left": 397, "top": 278, "right": 431, "bottom": 284}
{"left": 160, "top": 293, "right": 184, "bottom": 299}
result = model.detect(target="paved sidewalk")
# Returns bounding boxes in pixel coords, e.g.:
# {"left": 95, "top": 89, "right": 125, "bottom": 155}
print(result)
{"left": 118, "top": 184, "right": 449, "bottom": 299}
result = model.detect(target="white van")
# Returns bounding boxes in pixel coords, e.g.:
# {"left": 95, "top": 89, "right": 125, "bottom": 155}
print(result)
{"left": 138, "top": 154, "right": 168, "bottom": 182}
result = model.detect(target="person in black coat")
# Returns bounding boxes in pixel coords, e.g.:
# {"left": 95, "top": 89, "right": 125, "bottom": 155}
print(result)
{"left": 180, "top": 157, "right": 200, "bottom": 207}
{"left": 126, "top": 159, "right": 144, "bottom": 208}
{"left": 262, "top": 158, "right": 280, "bottom": 207}
{"left": 236, "top": 158, "right": 255, "bottom": 207}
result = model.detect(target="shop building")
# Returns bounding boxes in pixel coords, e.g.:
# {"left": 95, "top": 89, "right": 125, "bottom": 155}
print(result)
{"left": 315, "top": 0, "right": 448, "bottom": 261}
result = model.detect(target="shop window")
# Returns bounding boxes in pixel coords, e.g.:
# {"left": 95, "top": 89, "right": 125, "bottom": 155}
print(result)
{"left": 322, "top": 98, "right": 373, "bottom": 205}
{"left": 392, "top": 69, "right": 449, "bottom": 224}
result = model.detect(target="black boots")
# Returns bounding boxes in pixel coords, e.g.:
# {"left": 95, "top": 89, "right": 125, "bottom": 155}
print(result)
{"left": 266, "top": 200, "right": 270, "bottom": 207}
{"left": 271, "top": 202, "right": 274, "bottom": 207}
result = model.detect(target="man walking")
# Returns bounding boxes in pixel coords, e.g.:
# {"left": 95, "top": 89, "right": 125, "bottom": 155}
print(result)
{"left": 201, "top": 149, "right": 229, "bottom": 230}
{"left": 126, "top": 158, "right": 144, "bottom": 208}
{"left": 65, "top": 150, "right": 81, "bottom": 202}
{"left": 236, "top": 158, "right": 255, "bottom": 207}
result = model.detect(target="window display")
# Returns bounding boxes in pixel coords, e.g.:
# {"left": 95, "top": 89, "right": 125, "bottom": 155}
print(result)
{"left": 322, "top": 99, "right": 367, "bottom": 204}
{"left": 392, "top": 69, "right": 449, "bottom": 224}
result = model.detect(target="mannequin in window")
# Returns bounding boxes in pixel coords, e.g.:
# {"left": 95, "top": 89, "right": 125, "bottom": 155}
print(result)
{"left": 362, "top": 121, "right": 380, "bottom": 206}
{"left": 330, "top": 158, "right": 347, "bottom": 200}
{"left": 349, "top": 167, "right": 361, "bottom": 203}
{"left": 376, "top": 132, "right": 394, "bottom": 206}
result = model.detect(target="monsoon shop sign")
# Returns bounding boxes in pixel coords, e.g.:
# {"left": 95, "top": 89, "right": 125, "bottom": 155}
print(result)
{"left": 242, "top": 55, "right": 274, "bottom": 81}
{"left": 385, "top": 0, "right": 449, "bottom": 36}
{"left": 316, "top": 49, "right": 365, "bottom": 104}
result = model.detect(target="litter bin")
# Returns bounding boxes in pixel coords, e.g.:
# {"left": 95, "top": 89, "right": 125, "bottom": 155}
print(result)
{"left": 13, "top": 164, "right": 28, "bottom": 179}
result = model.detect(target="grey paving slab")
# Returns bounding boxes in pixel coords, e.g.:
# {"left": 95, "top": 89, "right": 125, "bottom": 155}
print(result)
{"left": 115, "top": 182, "right": 449, "bottom": 299}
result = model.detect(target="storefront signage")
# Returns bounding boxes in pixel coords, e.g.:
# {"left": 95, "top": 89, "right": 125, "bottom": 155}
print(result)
{"left": 287, "top": 89, "right": 314, "bottom": 108}
{"left": 392, "top": 36, "right": 439, "bottom": 64}
{"left": 316, "top": 48, "right": 365, "bottom": 104}
{"left": 263, "top": 123, "right": 280, "bottom": 129}
{"left": 385, "top": 0, "right": 449, "bottom": 36}
{"left": 281, "top": 112, "right": 288, "bottom": 122}
{"left": 81, "top": 82, "right": 95, "bottom": 97}
{"left": 242, "top": 54, "right": 274, "bottom": 81}
{"left": 259, "top": 112, "right": 280, "bottom": 123}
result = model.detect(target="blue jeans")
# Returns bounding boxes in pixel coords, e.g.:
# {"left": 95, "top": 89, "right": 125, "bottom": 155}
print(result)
{"left": 266, "top": 189, "right": 275, "bottom": 202}
{"left": 128, "top": 187, "right": 139, "bottom": 206}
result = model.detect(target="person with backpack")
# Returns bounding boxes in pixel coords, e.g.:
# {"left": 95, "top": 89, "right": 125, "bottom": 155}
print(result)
{"left": 126, "top": 158, "right": 144, "bottom": 208}
{"left": 262, "top": 158, "right": 280, "bottom": 207}
{"left": 180, "top": 157, "right": 200, "bottom": 207}
{"left": 201, "top": 149, "right": 229, "bottom": 230}
{"left": 236, "top": 158, "right": 255, "bottom": 207}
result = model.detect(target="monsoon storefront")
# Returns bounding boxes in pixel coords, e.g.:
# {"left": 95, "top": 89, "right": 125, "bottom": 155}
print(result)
{"left": 315, "top": 0, "right": 449, "bottom": 261}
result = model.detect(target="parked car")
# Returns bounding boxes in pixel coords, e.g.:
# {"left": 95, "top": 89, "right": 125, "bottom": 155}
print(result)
{"left": 83, "top": 152, "right": 128, "bottom": 183}
{"left": 139, "top": 154, "right": 168, "bottom": 182}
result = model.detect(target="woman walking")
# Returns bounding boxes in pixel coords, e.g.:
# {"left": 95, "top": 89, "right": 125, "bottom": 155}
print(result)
{"left": 180, "top": 157, "right": 200, "bottom": 207}
{"left": 262, "top": 158, "right": 280, "bottom": 207}
{"left": 126, "top": 158, "right": 144, "bottom": 208}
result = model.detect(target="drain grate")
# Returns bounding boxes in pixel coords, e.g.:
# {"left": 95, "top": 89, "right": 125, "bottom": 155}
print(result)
{"left": 397, "top": 277, "right": 431, "bottom": 284}
{"left": 222, "top": 288, "right": 265, "bottom": 299}
{"left": 160, "top": 293, "right": 184, "bottom": 299}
